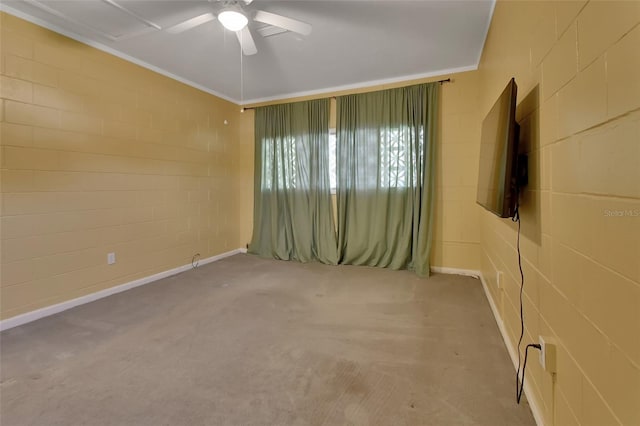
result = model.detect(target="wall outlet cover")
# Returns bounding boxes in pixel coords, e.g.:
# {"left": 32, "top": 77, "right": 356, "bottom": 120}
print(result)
{"left": 539, "top": 336, "right": 557, "bottom": 374}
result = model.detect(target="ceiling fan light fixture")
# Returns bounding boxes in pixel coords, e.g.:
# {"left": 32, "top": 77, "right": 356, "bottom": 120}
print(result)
{"left": 218, "top": 10, "right": 248, "bottom": 32}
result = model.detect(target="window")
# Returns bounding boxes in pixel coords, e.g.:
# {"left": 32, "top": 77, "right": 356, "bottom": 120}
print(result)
{"left": 330, "top": 126, "right": 423, "bottom": 192}
{"left": 329, "top": 129, "right": 337, "bottom": 193}
{"left": 376, "top": 126, "right": 424, "bottom": 189}
{"left": 261, "top": 136, "right": 300, "bottom": 191}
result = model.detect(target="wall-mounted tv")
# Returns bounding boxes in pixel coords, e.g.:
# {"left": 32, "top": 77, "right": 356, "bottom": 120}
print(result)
{"left": 476, "top": 78, "right": 521, "bottom": 219}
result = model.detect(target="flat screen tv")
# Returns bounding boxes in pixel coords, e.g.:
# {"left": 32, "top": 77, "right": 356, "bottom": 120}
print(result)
{"left": 476, "top": 78, "right": 520, "bottom": 219}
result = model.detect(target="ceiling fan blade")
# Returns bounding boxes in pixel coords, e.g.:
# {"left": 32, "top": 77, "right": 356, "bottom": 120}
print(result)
{"left": 236, "top": 27, "right": 258, "bottom": 56}
{"left": 253, "top": 10, "right": 312, "bottom": 36}
{"left": 166, "top": 13, "right": 216, "bottom": 34}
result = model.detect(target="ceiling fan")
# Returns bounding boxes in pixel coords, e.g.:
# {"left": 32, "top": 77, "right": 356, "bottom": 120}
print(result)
{"left": 165, "top": 0, "right": 312, "bottom": 56}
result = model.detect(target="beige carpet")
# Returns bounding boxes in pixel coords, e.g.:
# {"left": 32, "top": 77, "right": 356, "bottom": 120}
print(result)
{"left": 0, "top": 254, "right": 535, "bottom": 425}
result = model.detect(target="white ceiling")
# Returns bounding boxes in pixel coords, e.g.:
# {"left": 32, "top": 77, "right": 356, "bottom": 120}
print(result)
{"left": 1, "top": 0, "right": 495, "bottom": 104}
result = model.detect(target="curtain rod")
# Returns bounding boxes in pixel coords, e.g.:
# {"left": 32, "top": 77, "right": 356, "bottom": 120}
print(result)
{"left": 240, "top": 78, "right": 451, "bottom": 112}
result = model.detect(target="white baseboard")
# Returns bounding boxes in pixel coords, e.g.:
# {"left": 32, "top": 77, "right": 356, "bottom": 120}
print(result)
{"left": 431, "top": 265, "right": 544, "bottom": 426}
{"left": 430, "top": 266, "right": 481, "bottom": 278}
{"left": 0, "top": 248, "right": 246, "bottom": 332}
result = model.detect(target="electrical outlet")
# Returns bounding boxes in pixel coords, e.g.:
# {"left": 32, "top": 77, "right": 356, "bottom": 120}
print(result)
{"left": 539, "top": 336, "right": 557, "bottom": 374}
{"left": 107, "top": 252, "right": 116, "bottom": 265}
{"left": 497, "top": 271, "right": 503, "bottom": 290}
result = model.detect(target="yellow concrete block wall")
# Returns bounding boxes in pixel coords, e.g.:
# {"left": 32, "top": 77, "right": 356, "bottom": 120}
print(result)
{"left": 0, "top": 13, "right": 245, "bottom": 320}
{"left": 432, "top": 71, "right": 483, "bottom": 270}
{"left": 477, "top": 1, "right": 639, "bottom": 425}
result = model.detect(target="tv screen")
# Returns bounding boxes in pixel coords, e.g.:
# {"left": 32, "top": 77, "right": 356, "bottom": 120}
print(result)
{"left": 476, "top": 78, "right": 520, "bottom": 218}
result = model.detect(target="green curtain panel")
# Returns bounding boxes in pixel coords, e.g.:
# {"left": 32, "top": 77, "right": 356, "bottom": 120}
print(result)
{"left": 336, "top": 83, "right": 439, "bottom": 276}
{"left": 248, "top": 99, "right": 338, "bottom": 264}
